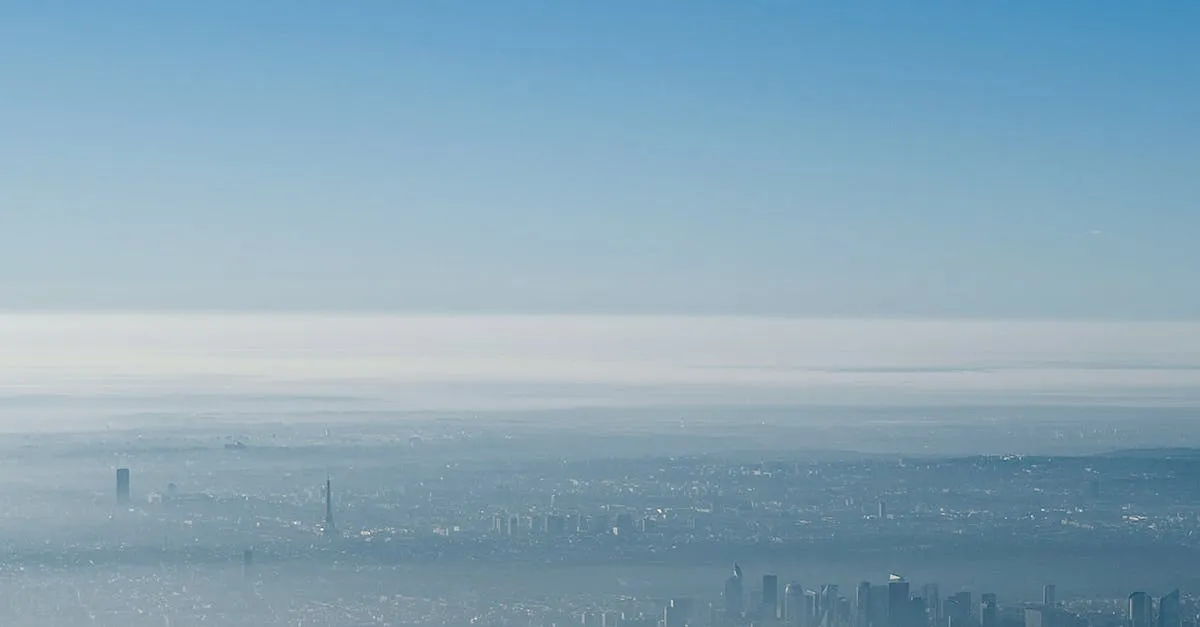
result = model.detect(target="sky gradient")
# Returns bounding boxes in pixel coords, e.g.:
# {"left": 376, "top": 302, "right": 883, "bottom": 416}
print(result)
{"left": 2, "top": 2, "right": 1197, "bottom": 317}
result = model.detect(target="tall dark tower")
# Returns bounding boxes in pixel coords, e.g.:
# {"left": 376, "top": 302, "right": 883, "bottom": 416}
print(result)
{"left": 324, "top": 476, "right": 335, "bottom": 532}
{"left": 888, "top": 577, "right": 910, "bottom": 627}
{"left": 763, "top": 574, "right": 779, "bottom": 620}
{"left": 1129, "top": 592, "right": 1151, "bottom": 627}
{"left": 1159, "top": 589, "right": 1181, "bottom": 627}
{"left": 116, "top": 468, "right": 130, "bottom": 505}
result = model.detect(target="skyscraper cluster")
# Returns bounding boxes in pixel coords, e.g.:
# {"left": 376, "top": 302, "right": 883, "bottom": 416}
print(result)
{"left": 713, "top": 568, "right": 1187, "bottom": 627}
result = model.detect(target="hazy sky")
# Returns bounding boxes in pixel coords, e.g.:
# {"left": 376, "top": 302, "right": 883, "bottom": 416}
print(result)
{"left": 2, "top": 2, "right": 1196, "bottom": 316}
{"left": 4, "top": 315, "right": 1200, "bottom": 418}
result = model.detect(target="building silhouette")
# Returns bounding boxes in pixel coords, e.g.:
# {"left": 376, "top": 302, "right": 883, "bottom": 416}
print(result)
{"left": 116, "top": 467, "right": 130, "bottom": 505}
{"left": 1129, "top": 593, "right": 1152, "bottom": 627}
{"left": 922, "top": 584, "right": 940, "bottom": 627}
{"left": 855, "top": 582, "right": 872, "bottom": 627}
{"left": 888, "top": 577, "right": 910, "bottom": 627}
{"left": 820, "top": 585, "right": 840, "bottom": 627}
{"left": 1043, "top": 585, "right": 1056, "bottom": 608}
{"left": 981, "top": 594, "right": 999, "bottom": 627}
{"left": 945, "top": 592, "right": 971, "bottom": 627}
{"left": 725, "top": 564, "right": 744, "bottom": 623}
{"left": 323, "top": 476, "right": 336, "bottom": 533}
{"left": 1159, "top": 590, "right": 1181, "bottom": 627}
{"left": 763, "top": 574, "right": 779, "bottom": 621}
{"left": 665, "top": 599, "right": 691, "bottom": 627}
{"left": 869, "top": 585, "right": 889, "bottom": 627}
{"left": 784, "top": 583, "right": 805, "bottom": 626}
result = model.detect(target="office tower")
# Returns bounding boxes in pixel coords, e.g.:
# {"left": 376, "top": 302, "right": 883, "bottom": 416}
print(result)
{"left": 945, "top": 593, "right": 969, "bottom": 627}
{"left": 869, "top": 585, "right": 889, "bottom": 627}
{"left": 242, "top": 548, "right": 253, "bottom": 578}
{"left": 1130, "top": 593, "right": 1152, "bottom": 627}
{"left": 763, "top": 575, "right": 780, "bottom": 620}
{"left": 324, "top": 477, "right": 336, "bottom": 532}
{"left": 1043, "top": 585, "right": 1056, "bottom": 608}
{"left": 856, "top": 583, "right": 872, "bottom": 627}
{"left": 909, "top": 599, "right": 926, "bottom": 627}
{"left": 1025, "top": 609, "right": 1045, "bottom": 627}
{"left": 726, "top": 565, "right": 745, "bottom": 622}
{"left": 807, "top": 591, "right": 820, "bottom": 627}
{"left": 980, "top": 594, "right": 998, "bottom": 627}
{"left": 945, "top": 593, "right": 971, "bottom": 627}
{"left": 922, "top": 585, "right": 940, "bottom": 627}
{"left": 888, "top": 578, "right": 910, "bottom": 627}
{"left": 785, "top": 583, "right": 805, "bottom": 626}
{"left": 666, "top": 599, "right": 691, "bottom": 627}
{"left": 878, "top": 501, "right": 888, "bottom": 519}
{"left": 1159, "top": 590, "right": 1181, "bottom": 627}
{"left": 820, "top": 585, "right": 840, "bottom": 627}
{"left": 838, "top": 598, "right": 852, "bottom": 627}
{"left": 116, "top": 467, "right": 130, "bottom": 505}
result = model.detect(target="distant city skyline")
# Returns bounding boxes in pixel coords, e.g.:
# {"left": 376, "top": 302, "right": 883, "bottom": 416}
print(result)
{"left": 2, "top": 2, "right": 1197, "bottom": 318}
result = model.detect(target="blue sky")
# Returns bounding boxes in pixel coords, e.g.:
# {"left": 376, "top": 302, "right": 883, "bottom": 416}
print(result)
{"left": 1, "top": 2, "right": 1196, "bottom": 317}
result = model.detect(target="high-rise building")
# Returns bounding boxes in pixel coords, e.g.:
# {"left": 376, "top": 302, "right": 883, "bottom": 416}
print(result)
{"left": 763, "top": 575, "right": 780, "bottom": 620}
{"left": 869, "top": 585, "right": 889, "bottom": 627}
{"left": 980, "top": 594, "right": 999, "bottom": 627}
{"left": 785, "top": 583, "right": 805, "bottom": 626}
{"left": 856, "top": 582, "right": 872, "bottom": 627}
{"left": 878, "top": 501, "right": 888, "bottom": 519}
{"left": 324, "top": 477, "right": 336, "bottom": 533}
{"left": 888, "top": 578, "right": 910, "bottom": 627}
{"left": 922, "top": 585, "right": 940, "bottom": 627}
{"left": 838, "top": 597, "right": 852, "bottom": 627}
{"left": 1159, "top": 590, "right": 1181, "bottom": 627}
{"left": 945, "top": 593, "right": 971, "bottom": 627}
{"left": 116, "top": 467, "right": 130, "bottom": 505}
{"left": 1043, "top": 585, "right": 1056, "bottom": 608}
{"left": 725, "top": 565, "right": 745, "bottom": 623}
{"left": 820, "top": 585, "right": 840, "bottom": 627}
{"left": 666, "top": 599, "right": 691, "bottom": 627}
{"left": 1025, "top": 609, "right": 1045, "bottom": 627}
{"left": 242, "top": 548, "right": 253, "bottom": 578}
{"left": 908, "top": 599, "right": 925, "bottom": 627}
{"left": 1130, "top": 593, "right": 1152, "bottom": 627}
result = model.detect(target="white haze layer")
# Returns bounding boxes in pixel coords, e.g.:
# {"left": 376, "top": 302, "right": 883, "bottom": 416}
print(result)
{"left": 1, "top": 314, "right": 1199, "bottom": 430}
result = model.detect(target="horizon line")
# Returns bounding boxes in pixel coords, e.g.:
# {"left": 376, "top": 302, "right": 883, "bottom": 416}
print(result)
{"left": 0, "top": 308, "right": 1197, "bottom": 323}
